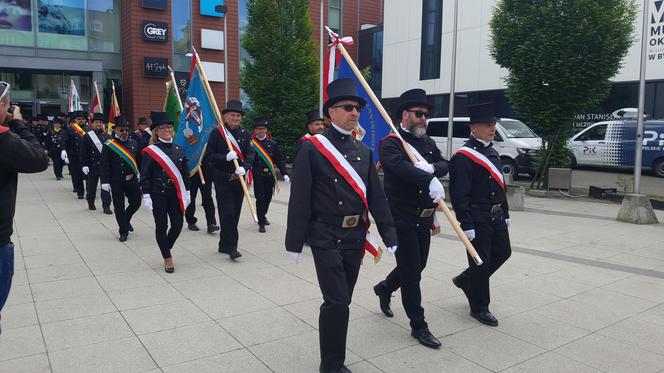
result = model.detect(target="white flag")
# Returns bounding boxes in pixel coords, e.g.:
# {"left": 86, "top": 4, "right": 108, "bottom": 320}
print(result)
{"left": 68, "top": 78, "right": 82, "bottom": 113}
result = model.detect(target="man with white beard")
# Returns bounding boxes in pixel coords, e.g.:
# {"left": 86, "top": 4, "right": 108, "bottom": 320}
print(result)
{"left": 372, "top": 88, "right": 449, "bottom": 348}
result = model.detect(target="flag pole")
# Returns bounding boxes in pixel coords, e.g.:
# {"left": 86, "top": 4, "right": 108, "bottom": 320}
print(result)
{"left": 94, "top": 82, "right": 103, "bottom": 114}
{"left": 192, "top": 47, "right": 258, "bottom": 222}
{"left": 331, "top": 30, "right": 483, "bottom": 265}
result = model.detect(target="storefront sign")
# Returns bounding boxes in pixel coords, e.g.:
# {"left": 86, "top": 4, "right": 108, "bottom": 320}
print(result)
{"left": 144, "top": 57, "right": 169, "bottom": 77}
{"left": 143, "top": 21, "right": 168, "bottom": 42}
{"left": 143, "top": 0, "right": 167, "bottom": 10}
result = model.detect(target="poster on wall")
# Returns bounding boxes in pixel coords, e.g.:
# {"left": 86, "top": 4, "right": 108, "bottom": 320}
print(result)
{"left": 38, "top": 0, "right": 85, "bottom": 35}
{"left": 0, "top": 0, "right": 32, "bottom": 31}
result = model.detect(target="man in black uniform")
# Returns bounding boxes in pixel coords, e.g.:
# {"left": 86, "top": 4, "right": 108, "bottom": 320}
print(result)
{"left": 62, "top": 111, "right": 88, "bottom": 199}
{"left": 45, "top": 117, "right": 67, "bottom": 180}
{"left": 131, "top": 117, "right": 151, "bottom": 150}
{"left": 251, "top": 117, "right": 289, "bottom": 233}
{"left": 292, "top": 109, "right": 325, "bottom": 170}
{"left": 204, "top": 100, "right": 255, "bottom": 260}
{"left": 100, "top": 116, "right": 142, "bottom": 242}
{"left": 372, "top": 88, "right": 448, "bottom": 348}
{"left": 449, "top": 102, "right": 511, "bottom": 327}
{"left": 80, "top": 113, "right": 112, "bottom": 213}
{"left": 286, "top": 79, "right": 398, "bottom": 373}
{"left": 185, "top": 161, "right": 219, "bottom": 234}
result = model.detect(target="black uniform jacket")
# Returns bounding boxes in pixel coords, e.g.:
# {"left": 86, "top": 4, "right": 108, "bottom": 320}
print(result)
{"left": 80, "top": 129, "right": 110, "bottom": 169}
{"left": 131, "top": 129, "right": 151, "bottom": 149}
{"left": 100, "top": 136, "right": 141, "bottom": 185}
{"left": 379, "top": 128, "right": 449, "bottom": 228}
{"left": 204, "top": 125, "right": 256, "bottom": 179}
{"left": 449, "top": 136, "right": 510, "bottom": 231}
{"left": 285, "top": 126, "right": 398, "bottom": 253}
{"left": 45, "top": 128, "right": 67, "bottom": 159}
{"left": 63, "top": 124, "right": 88, "bottom": 157}
{"left": 139, "top": 142, "right": 190, "bottom": 195}
{"left": 251, "top": 137, "right": 289, "bottom": 178}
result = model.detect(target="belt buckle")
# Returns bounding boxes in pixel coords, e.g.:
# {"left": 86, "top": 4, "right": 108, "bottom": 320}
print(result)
{"left": 419, "top": 208, "right": 435, "bottom": 218}
{"left": 263, "top": 168, "right": 269, "bottom": 173}
{"left": 490, "top": 204, "right": 501, "bottom": 213}
{"left": 341, "top": 215, "right": 360, "bottom": 228}
{"left": 125, "top": 174, "right": 133, "bottom": 181}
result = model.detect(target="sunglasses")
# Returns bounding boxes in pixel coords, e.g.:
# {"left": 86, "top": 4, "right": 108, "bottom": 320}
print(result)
{"left": 407, "top": 110, "right": 431, "bottom": 119}
{"left": 332, "top": 104, "right": 364, "bottom": 113}
{"left": 0, "top": 81, "right": 10, "bottom": 102}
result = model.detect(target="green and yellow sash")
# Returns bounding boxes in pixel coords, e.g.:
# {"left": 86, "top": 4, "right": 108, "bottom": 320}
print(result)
{"left": 251, "top": 138, "right": 279, "bottom": 192}
{"left": 71, "top": 123, "right": 86, "bottom": 137}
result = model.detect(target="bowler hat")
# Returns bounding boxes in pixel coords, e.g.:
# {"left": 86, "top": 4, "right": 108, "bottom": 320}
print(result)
{"left": 91, "top": 112, "right": 105, "bottom": 122}
{"left": 222, "top": 100, "right": 245, "bottom": 115}
{"left": 323, "top": 78, "right": 366, "bottom": 118}
{"left": 394, "top": 89, "right": 431, "bottom": 118}
{"left": 114, "top": 116, "right": 129, "bottom": 128}
{"left": 468, "top": 102, "right": 499, "bottom": 125}
{"left": 73, "top": 110, "right": 86, "bottom": 119}
{"left": 150, "top": 111, "right": 174, "bottom": 129}
{"left": 253, "top": 117, "right": 269, "bottom": 128}
{"left": 305, "top": 109, "right": 323, "bottom": 126}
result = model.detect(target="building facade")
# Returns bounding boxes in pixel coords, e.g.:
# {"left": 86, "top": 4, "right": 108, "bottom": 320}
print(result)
{"left": 381, "top": 0, "right": 664, "bottom": 130}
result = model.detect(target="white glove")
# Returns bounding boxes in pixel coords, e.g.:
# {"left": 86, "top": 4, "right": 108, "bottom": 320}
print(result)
{"left": 283, "top": 175, "right": 290, "bottom": 183}
{"left": 415, "top": 161, "right": 435, "bottom": 174}
{"left": 101, "top": 183, "right": 111, "bottom": 192}
{"left": 235, "top": 166, "right": 246, "bottom": 176}
{"left": 61, "top": 150, "right": 69, "bottom": 164}
{"left": 506, "top": 218, "right": 512, "bottom": 229}
{"left": 464, "top": 229, "right": 476, "bottom": 241}
{"left": 386, "top": 245, "right": 397, "bottom": 256}
{"left": 289, "top": 252, "right": 303, "bottom": 264}
{"left": 428, "top": 177, "right": 445, "bottom": 203}
{"left": 226, "top": 151, "right": 238, "bottom": 161}
{"left": 82, "top": 166, "right": 90, "bottom": 175}
{"left": 142, "top": 194, "right": 153, "bottom": 212}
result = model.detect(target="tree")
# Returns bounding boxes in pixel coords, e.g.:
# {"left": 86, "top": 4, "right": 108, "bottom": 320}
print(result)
{"left": 241, "top": 0, "right": 319, "bottom": 159}
{"left": 490, "top": 0, "right": 637, "bottom": 188}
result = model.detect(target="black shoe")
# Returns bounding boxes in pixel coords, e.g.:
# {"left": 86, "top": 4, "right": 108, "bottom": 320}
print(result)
{"left": 470, "top": 310, "right": 498, "bottom": 326}
{"left": 77, "top": 195, "right": 85, "bottom": 200}
{"left": 373, "top": 282, "right": 393, "bottom": 317}
{"left": 127, "top": 223, "right": 134, "bottom": 232}
{"left": 259, "top": 224, "right": 266, "bottom": 233}
{"left": 188, "top": 223, "right": 200, "bottom": 231}
{"left": 229, "top": 250, "right": 242, "bottom": 260}
{"left": 263, "top": 219, "right": 270, "bottom": 226}
{"left": 319, "top": 365, "right": 352, "bottom": 373}
{"left": 207, "top": 224, "right": 220, "bottom": 234}
{"left": 164, "top": 267, "right": 174, "bottom": 273}
{"left": 103, "top": 207, "right": 113, "bottom": 215}
{"left": 119, "top": 233, "right": 128, "bottom": 242}
{"left": 88, "top": 202, "right": 96, "bottom": 210}
{"left": 411, "top": 327, "right": 441, "bottom": 349}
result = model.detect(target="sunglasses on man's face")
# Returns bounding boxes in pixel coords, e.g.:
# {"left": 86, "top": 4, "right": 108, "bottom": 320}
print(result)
{"left": 407, "top": 110, "right": 430, "bottom": 119}
{"left": 332, "top": 104, "right": 364, "bottom": 113}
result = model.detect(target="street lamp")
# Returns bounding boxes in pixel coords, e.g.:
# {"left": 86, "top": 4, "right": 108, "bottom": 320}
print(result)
{"left": 215, "top": 4, "right": 229, "bottom": 102}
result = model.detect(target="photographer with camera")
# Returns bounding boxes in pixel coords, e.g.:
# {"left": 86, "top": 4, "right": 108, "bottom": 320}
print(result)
{"left": 0, "top": 81, "right": 49, "bottom": 333}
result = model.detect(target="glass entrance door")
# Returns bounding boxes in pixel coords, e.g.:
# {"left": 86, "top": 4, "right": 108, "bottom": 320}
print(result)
{"left": 37, "top": 101, "right": 66, "bottom": 117}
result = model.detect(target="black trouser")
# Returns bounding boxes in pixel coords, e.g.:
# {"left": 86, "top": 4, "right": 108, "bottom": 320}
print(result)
{"left": 214, "top": 175, "right": 243, "bottom": 253}
{"left": 253, "top": 175, "right": 275, "bottom": 224}
{"left": 382, "top": 225, "right": 431, "bottom": 330}
{"left": 312, "top": 246, "right": 363, "bottom": 370}
{"left": 185, "top": 170, "right": 217, "bottom": 227}
{"left": 50, "top": 155, "right": 64, "bottom": 178}
{"left": 151, "top": 191, "right": 184, "bottom": 259}
{"left": 86, "top": 168, "right": 111, "bottom": 208}
{"left": 455, "top": 210, "right": 511, "bottom": 312}
{"left": 68, "top": 158, "right": 85, "bottom": 196}
{"left": 110, "top": 180, "right": 141, "bottom": 235}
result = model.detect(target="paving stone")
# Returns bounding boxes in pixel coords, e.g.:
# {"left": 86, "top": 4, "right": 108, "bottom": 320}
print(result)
{"left": 49, "top": 337, "right": 156, "bottom": 373}
{"left": 161, "top": 349, "right": 271, "bottom": 373}
{"left": 41, "top": 312, "right": 133, "bottom": 351}
{"left": 31, "top": 276, "right": 103, "bottom": 302}
{"left": 0, "top": 302, "right": 38, "bottom": 330}
{"left": 27, "top": 263, "right": 92, "bottom": 284}
{"left": 0, "top": 325, "right": 45, "bottom": 361}
{"left": 122, "top": 300, "right": 211, "bottom": 335}
{"left": 35, "top": 293, "right": 117, "bottom": 323}
{"left": 370, "top": 344, "right": 490, "bottom": 373}
{"left": 218, "top": 307, "right": 313, "bottom": 346}
{"left": 0, "top": 353, "right": 51, "bottom": 373}
{"left": 501, "top": 351, "right": 603, "bottom": 373}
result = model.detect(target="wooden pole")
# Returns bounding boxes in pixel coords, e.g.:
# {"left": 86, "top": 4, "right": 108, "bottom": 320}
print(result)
{"left": 193, "top": 47, "right": 258, "bottom": 223}
{"left": 334, "top": 36, "right": 483, "bottom": 266}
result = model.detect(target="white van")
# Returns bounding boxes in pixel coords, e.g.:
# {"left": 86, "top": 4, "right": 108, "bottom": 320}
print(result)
{"left": 426, "top": 117, "right": 542, "bottom": 176}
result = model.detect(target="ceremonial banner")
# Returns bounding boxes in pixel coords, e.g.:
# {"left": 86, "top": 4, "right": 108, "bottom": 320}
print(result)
{"left": 89, "top": 81, "right": 103, "bottom": 127}
{"left": 107, "top": 81, "right": 121, "bottom": 133}
{"left": 164, "top": 70, "right": 183, "bottom": 134}
{"left": 68, "top": 78, "right": 82, "bottom": 113}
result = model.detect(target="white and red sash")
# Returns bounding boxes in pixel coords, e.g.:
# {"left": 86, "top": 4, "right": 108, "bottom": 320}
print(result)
{"left": 218, "top": 125, "right": 245, "bottom": 161}
{"left": 456, "top": 146, "right": 505, "bottom": 191}
{"left": 87, "top": 130, "right": 103, "bottom": 154}
{"left": 307, "top": 134, "right": 382, "bottom": 261}
{"left": 142, "top": 144, "right": 191, "bottom": 213}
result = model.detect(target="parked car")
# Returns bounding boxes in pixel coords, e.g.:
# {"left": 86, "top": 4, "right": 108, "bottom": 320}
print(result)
{"left": 426, "top": 117, "right": 542, "bottom": 176}
{"left": 568, "top": 119, "right": 664, "bottom": 177}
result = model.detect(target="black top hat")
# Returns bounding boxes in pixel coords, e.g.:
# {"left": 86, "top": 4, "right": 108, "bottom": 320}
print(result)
{"left": 253, "top": 117, "right": 269, "bottom": 128}
{"left": 137, "top": 117, "right": 148, "bottom": 125}
{"left": 394, "top": 88, "right": 431, "bottom": 118}
{"left": 91, "top": 112, "right": 105, "bottom": 122}
{"left": 222, "top": 100, "right": 245, "bottom": 115}
{"left": 53, "top": 117, "right": 65, "bottom": 124}
{"left": 150, "top": 111, "right": 174, "bottom": 129}
{"left": 73, "top": 110, "right": 86, "bottom": 119}
{"left": 468, "top": 102, "right": 499, "bottom": 124}
{"left": 323, "top": 78, "right": 366, "bottom": 118}
{"left": 113, "top": 116, "right": 129, "bottom": 128}
{"left": 305, "top": 109, "right": 323, "bottom": 126}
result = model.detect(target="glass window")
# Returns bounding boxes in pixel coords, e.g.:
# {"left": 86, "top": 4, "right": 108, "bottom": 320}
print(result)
{"left": 499, "top": 119, "right": 537, "bottom": 138}
{"left": 87, "top": 0, "right": 120, "bottom": 53}
{"left": 0, "top": 0, "right": 35, "bottom": 47}
{"left": 173, "top": 0, "right": 192, "bottom": 54}
{"left": 426, "top": 120, "right": 447, "bottom": 137}
{"left": 37, "top": 0, "right": 88, "bottom": 50}
{"left": 452, "top": 122, "right": 470, "bottom": 138}
{"left": 34, "top": 73, "right": 64, "bottom": 99}
{"left": 420, "top": 0, "right": 442, "bottom": 80}
{"left": 329, "top": 0, "right": 342, "bottom": 35}
{"left": 0, "top": 70, "right": 34, "bottom": 100}
{"left": 578, "top": 124, "right": 607, "bottom": 141}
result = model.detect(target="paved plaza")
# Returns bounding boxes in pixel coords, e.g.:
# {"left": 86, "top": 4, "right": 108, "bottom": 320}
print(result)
{"left": 1, "top": 170, "right": 664, "bottom": 373}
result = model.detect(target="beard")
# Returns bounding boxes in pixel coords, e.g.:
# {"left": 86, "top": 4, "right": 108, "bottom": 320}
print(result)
{"left": 410, "top": 125, "right": 427, "bottom": 138}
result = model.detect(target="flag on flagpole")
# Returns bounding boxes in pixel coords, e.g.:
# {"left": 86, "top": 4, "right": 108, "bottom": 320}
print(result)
{"left": 68, "top": 78, "right": 82, "bottom": 113}
{"left": 89, "top": 81, "right": 103, "bottom": 127}
{"left": 174, "top": 50, "right": 221, "bottom": 176}
{"left": 107, "top": 81, "right": 121, "bottom": 132}
{"left": 164, "top": 68, "right": 184, "bottom": 134}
